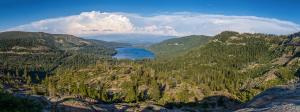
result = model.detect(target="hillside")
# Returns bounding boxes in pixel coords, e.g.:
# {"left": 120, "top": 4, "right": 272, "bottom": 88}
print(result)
{"left": 146, "top": 31, "right": 300, "bottom": 109}
{"left": 153, "top": 32, "right": 298, "bottom": 101}
{"left": 234, "top": 32, "right": 300, "bottom": 112}
{"left": 31, "top": 31, "right": 299, "bottom": 111}
{"left": 0, "top": 31, "right": 128, "bottom": 85}
{"left": 0, "top": 31, "right": 128, "bottom": 53}
{"left": 148, "top": 35, "right": 210, "bottom": 58}
{"left": 1, "top": 31, "right": 300, "bottom": 111}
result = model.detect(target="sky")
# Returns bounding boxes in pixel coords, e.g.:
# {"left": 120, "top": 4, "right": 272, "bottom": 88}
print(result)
{"left": 1, "top": 0, "right": 300, "bottom": 37}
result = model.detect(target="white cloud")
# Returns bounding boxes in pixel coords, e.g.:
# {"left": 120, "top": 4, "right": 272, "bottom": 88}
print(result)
{"left": 6, "top": 11, "right": 300, "bottom": 37}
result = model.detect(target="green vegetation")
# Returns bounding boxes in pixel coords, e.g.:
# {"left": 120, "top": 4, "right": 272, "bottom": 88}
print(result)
{"left": 39, "top": 31, "right": 300, "bottom": 104}
{"left": 1, "top": 31, "right": 300, "bottom": 110}
{"left": 0, "top": 31, "right": 127, "bottom": 83}
{"left": 149, "top": 35, "right": 210, "bottom": 58}
{"left": 149, "top": 31, "right": 299, "bottom": 102}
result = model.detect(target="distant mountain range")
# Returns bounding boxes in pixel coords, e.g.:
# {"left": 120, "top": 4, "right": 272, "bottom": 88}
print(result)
{"left": 86, "top": 34, "right": 175, "bottom": 47}
{"left": 0, "top": 31, "right": 129, "bottom": 54}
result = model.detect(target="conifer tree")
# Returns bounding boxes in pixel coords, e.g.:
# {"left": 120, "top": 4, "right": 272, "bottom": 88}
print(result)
{"left": 149, "top": 80, "right": 161, "bottom": 101}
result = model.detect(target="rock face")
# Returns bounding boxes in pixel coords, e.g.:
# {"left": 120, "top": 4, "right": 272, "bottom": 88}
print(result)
{"left": 236, "top": 83, "right": 300, "bottom": 112}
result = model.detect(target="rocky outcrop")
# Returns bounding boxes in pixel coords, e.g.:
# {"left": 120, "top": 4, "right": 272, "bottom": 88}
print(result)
{"left": 236, "top": 83, "right": 300, "bottom": 112}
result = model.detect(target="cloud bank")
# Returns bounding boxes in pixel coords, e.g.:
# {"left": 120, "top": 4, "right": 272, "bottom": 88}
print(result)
{"left": 7, "top": 11, "right": 300, "bottom": 37}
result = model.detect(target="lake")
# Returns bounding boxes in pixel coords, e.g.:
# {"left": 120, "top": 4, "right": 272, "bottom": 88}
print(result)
{"left": 113, "top": 47, "right": 155, "bottom": 60}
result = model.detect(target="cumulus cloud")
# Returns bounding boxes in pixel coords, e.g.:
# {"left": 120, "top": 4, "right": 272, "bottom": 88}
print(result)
{"left": 6, "top": 11, "right": 300, "bottom": 36}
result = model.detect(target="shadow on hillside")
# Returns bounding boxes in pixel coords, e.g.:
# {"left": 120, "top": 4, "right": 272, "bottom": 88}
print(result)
{"left": 51, "top": 95, "right": 242, "bottom": 112}
{"left": 54, "top": 102, "right": 134, "bottom": 112}
{"left": 283, "top": 50, "right": 300, "bottom": 67}
{"left": 52, "top": 97, "right": 130, "bottom": 112}
{"left": 54, "top": 105, "right": 93, "bottom": 112}
{"left": 159, "top": 95, "right": 242, "bottom": 111}
{"left": 141, "top": 95, "right": 242, "bottom": 111}
{"left": 295, "top": 69, "right": 300, "bottom": 78}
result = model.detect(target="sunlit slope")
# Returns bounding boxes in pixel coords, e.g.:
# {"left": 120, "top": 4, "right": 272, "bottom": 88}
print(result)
{"left": 148, "top": 35, "right": 210, "bottom": 58}
{"left": 150, "top": 31, "right": 300, "bottom": 102}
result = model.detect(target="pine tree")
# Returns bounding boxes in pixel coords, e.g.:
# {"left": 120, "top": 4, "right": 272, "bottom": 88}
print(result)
{"left": 35, "top": 73, "right": 40, "bottom": 82}
{"left": 15, "top": 67, "right": 19, "bottom": 77}
{"left": 23, "top": 67, "right": 28, "bottom": 79}
{"left": 124, "top": 82, "right": 138, "bottom": 103}
{"left": 32, "top": 86, "right": 38, "bottom": 95}
{"left": 149, "top": 80, "right": 161, "bottom": 101}
{"left": 48, "top": 82, "right": 57, "bottom": 97}
{"left": 26, "top": 75, "right": 32, "bottom": 85}
{"left": 125, "top": 86, "right": 137, "bottom": 102}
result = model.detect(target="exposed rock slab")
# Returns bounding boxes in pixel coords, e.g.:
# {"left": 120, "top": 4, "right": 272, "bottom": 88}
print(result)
{"left": 236, "top": 83, "right": 300, "bottom": 112}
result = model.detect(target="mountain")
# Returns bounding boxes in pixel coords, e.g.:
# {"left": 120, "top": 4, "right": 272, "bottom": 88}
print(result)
{"left": 33, "top": 31, "right": 300, "bottom": 111}
{"left": 1, "top": 31, "right": 300, "bottom": 111}
{"left": 0, "top": 31, "right": 128, "bottom": 82}
{"left": 86, "top": 34, "right": 175, "bottom": 47}
{"left": 148, "top": 31, "right": 300, "bottom": 106}
{"left": 234, "top": 32, "right": 300, "bottom": 112}
{"left": 0, "top": 31, "right": 128, "bottom": 53}
{"left": 148, "top": 35, "right": 211, "bottom": 58}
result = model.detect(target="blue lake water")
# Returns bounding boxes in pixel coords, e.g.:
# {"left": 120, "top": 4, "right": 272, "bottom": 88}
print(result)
{"left": 113, "top": 47, "right": 155, "bottom": 60}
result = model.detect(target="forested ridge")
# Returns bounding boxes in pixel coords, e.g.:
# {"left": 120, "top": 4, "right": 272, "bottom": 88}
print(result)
{"left": 148, "top": 35, "right": 210, "bottom": 58}
{"left": 149, "top": 31, "right": 299, "bottom": 102}
{"left": 1, "top": 31, "right": 300, "bottom": 111}
{"left": 0, "top": 31, "right": 128, "bottom": 80}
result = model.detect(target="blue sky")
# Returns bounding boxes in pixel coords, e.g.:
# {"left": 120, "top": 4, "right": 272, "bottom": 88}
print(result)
{"left": 1, "top": 0, "right": 300, "bottom": 36}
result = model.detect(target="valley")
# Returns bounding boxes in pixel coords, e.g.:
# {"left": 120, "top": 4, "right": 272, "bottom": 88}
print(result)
{"left": 1, "top": 31, "right": 300, "bottom": 111}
